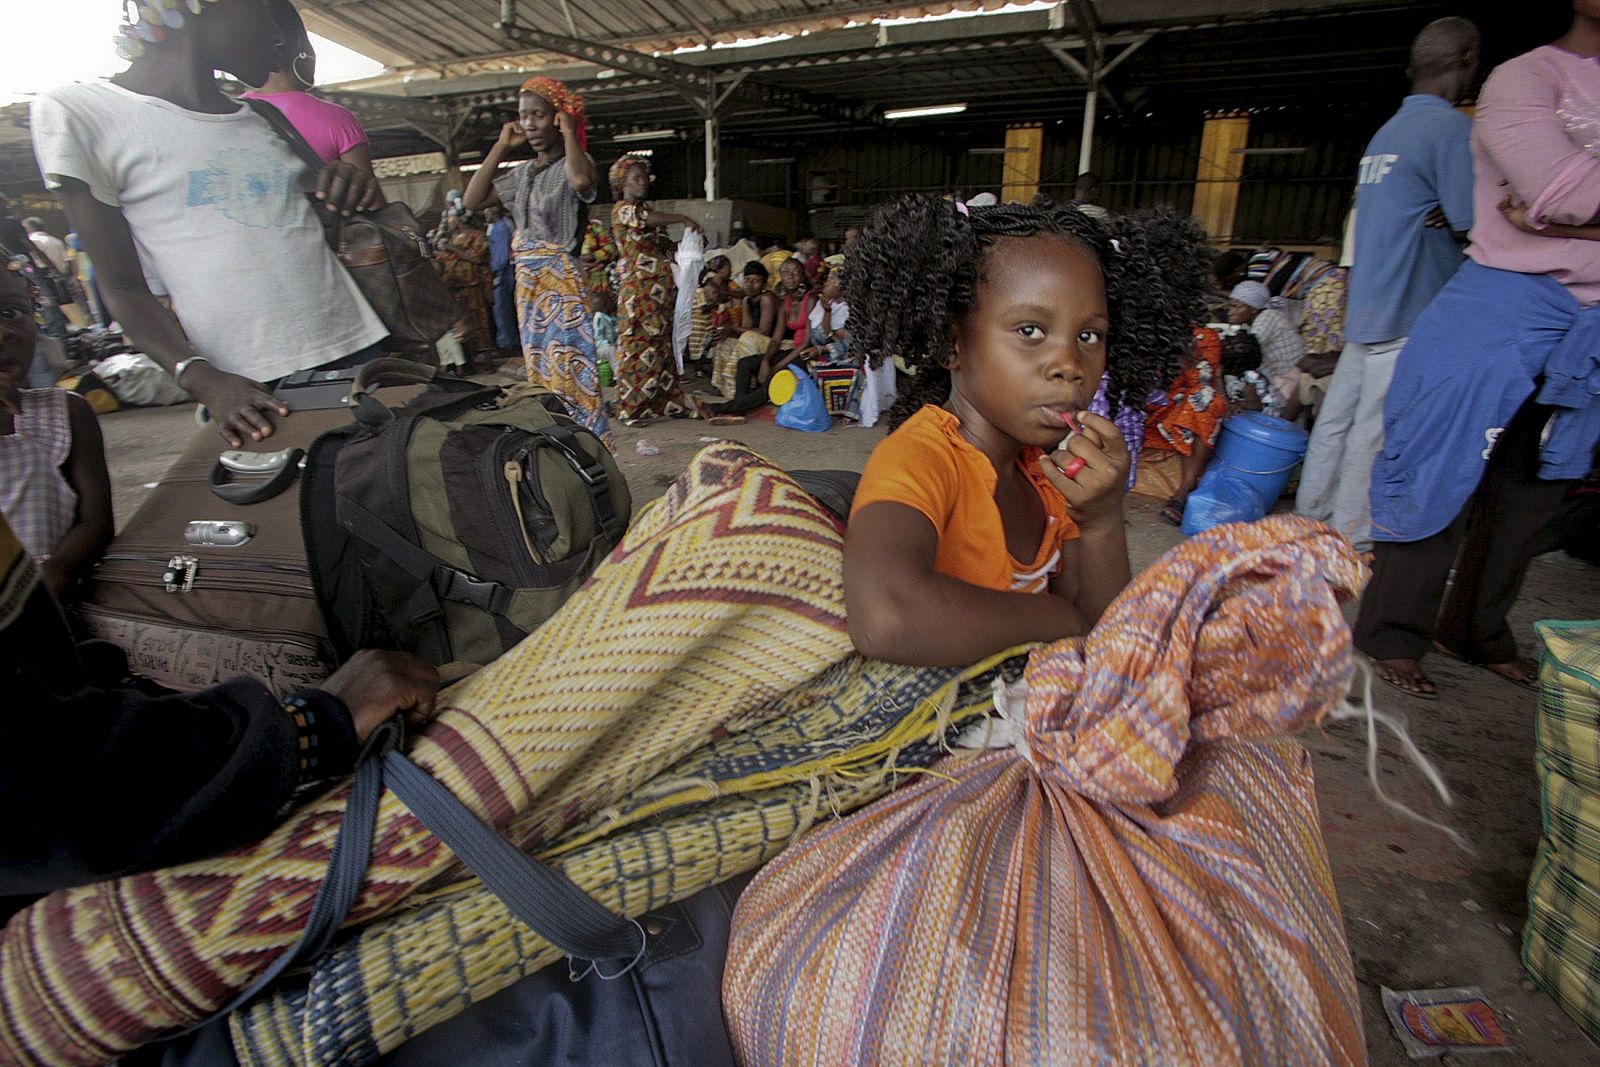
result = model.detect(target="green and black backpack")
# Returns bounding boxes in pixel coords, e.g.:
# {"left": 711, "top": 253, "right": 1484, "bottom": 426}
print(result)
{"left": 303, "top": 359, "right": 630, "bottom": 668}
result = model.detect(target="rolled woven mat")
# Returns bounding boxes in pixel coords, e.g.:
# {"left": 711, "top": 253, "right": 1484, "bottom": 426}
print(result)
{"left": 230, "top": 651, "right": 1023, "bottom": 1065}
{"left": 0, "top": 443, "right": 855, "bottom": 1065}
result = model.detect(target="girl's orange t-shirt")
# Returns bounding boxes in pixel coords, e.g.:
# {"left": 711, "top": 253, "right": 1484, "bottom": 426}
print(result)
{"left": 850, "top": 405, "right": 1079, "bottom": 593}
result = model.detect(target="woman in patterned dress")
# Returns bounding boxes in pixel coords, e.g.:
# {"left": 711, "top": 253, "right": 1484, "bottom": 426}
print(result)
{"left": 609, "top": 154, "right": 703, "bottom": 424}
{"left": 462, "top": 77, "right": 609, "bottom": 445}
{"left": 433, "top": 210, "right": 496, "bottom": 357}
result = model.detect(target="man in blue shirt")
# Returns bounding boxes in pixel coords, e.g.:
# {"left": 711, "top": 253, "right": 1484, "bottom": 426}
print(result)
{"left": 1296, "top": 17, "right": 1479, "bottom": 552}
{"left": 487, "top": 204, "right": 517, "bottom": 352}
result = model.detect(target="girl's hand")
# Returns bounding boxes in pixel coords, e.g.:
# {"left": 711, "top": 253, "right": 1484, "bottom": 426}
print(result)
{"left": 315, "top": 160, "right": 383, "bottom": 216}
{"left": 1039, "top": 410, "right": 1128, "bottom": 528}
{"left": 498, "top": 121, "right": 528, "bottom": 150}
{"left": 556, "top": 112, "right": 577, "bottom": 139}
{"left": 1498, "top": 194, "right": 1542, "bottom": 234}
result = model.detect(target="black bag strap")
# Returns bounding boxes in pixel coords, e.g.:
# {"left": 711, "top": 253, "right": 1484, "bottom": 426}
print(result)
{"left": 243, "top": 97, "right": 325, "bottom": 182}
{"left": 336, "top": 495, "right": 516, "bottom": 616}
{"left": 188, "top": 720, "right": 644, "bottom": 1031}
{"left": 381, "top": 748, "right": 645, "bottom": 961}
{"left": 349, "top": 357, "right": 484, "bottom": 428}
{"left": 176, "top": 720, "right": 396, "bottom": 1035}
{"left": 533, "top": 426, "right": 625, "bottom": 543}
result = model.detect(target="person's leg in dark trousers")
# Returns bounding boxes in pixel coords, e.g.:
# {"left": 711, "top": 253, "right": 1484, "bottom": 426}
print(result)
{"left": 1355, "top": 401, "right": 1572, "bottom": 693}
{"left": 492, "top": 268, "right": 517, "bottom": 351}
{"left": 1354, "top": 515, "right": 1466, "bottom": 673}
{"left": 1435, "top": 403, "right": 1573, "bottom": 674}
{"left": 712, "top": 354, "right": 771, "bottom": 416}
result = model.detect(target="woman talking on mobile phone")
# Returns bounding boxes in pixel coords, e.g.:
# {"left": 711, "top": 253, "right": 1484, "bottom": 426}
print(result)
{"left": 463, "top": 77, "right": 610, "bottom": 446}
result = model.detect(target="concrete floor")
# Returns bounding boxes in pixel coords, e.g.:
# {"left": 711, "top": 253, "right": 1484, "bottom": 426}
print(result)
{"left": 97, "top": 376, "right": 1600, "bottom": 1064}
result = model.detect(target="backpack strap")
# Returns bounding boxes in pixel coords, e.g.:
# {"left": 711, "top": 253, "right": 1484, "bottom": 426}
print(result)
{"left": 536, "top": 426, "right": 626, "bottom": 543}
{"left": 335, "top": 496, "right": 516, "bottom": 616}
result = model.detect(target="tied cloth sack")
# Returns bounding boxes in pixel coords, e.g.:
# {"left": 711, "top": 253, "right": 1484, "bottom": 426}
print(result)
{"left": 725, "top": 515, "right": 1369, "bottom": 1066}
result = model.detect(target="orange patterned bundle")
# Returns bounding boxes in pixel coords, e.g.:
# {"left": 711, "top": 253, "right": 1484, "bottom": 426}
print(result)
{"left": 724, "top": 515, "right": 1368, "bottom": 1066}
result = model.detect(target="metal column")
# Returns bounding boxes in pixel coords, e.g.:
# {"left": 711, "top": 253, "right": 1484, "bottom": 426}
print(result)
{"left": 1078, "top": 87, "right": 1098, "bottom": 176}
{"left": 703, "top": 115, "right": 718, "bottom": 201}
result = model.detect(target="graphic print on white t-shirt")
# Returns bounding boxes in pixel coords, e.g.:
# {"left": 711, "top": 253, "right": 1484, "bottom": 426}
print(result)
{"left": 186, "top": 149, "right": 295, "bottom": 229}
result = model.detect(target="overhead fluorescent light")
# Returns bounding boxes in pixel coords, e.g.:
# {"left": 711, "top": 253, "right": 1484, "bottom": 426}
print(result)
{"left": 968, "top": 146, "right": 1026, "bottom": 155}
{"left": 614, "top": 128, "right": 676, "bottom": 143}
{"left": 750, "top": 157, "right": 797, "bottom": 165}
{"left": 884, "top": 103, "right": 968, "bottom": 120}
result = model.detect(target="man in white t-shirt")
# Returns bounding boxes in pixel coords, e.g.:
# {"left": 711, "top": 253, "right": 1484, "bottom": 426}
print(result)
{"left": 30, "top": 0, "right": 387, "bottom": 449}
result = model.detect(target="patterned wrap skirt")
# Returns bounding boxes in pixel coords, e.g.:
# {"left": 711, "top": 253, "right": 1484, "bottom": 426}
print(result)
{"left": 514, "top": 233, "right": 610, "bottom": 445}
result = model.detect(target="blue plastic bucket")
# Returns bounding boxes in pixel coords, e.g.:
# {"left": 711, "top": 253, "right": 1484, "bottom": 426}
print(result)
{"left": 1210, "top": 412, "right": 1309, "bottom": 508}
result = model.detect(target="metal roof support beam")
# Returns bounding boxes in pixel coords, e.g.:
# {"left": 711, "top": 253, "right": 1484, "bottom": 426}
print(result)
{"left": 1066, "top": 0, "right": 1102, "bottom": 70}
{"left": 1044, "top": 33, "right": 1153, "bottom": 116}
{"left": 496, "top": 2, "right": 707, "bottom": 95}
{"left": 1100, "top": 34, "right": 1152, "bottom": 79}
{"left": 496, "top": 0, "right": 877, "bottom": 128}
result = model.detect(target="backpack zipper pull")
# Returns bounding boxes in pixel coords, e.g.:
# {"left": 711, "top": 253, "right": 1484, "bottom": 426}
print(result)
{"left": 504, "top": 460, "right": 546, "bottom": 565}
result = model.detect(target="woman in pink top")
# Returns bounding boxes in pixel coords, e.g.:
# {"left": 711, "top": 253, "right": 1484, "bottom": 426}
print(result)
{"left": 1355, "top": 1, "right": 1600, "bottom": 699}
{"left": 242, "top": 0, "right": 376, "bottom": 180}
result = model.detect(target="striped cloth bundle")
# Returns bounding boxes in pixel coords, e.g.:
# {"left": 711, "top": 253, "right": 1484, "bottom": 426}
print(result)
{"left": 0, "top": 443, "right": 868, "bottom": 1064}
{"left": 1524, "top": 619, "right": 1600, "bottom": 1044}
{"left": 724, "top": 515, "right": 1369, "bottom": 1066}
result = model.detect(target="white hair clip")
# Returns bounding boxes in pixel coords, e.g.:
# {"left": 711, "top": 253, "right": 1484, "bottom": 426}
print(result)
{"left": 1110, "top": 237, "right": 1124, "bottom": 255}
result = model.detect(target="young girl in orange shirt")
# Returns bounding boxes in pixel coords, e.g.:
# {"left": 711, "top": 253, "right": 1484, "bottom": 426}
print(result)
{"left": 844, "top": 196, "right": 1210, "bottom": 666}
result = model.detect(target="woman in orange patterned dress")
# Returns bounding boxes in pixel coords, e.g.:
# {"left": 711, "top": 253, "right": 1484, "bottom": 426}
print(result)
{"left": 1135, "top": 326, "right": 1227, "bottom": 524}
{"left": 610, "top": 154, "right": 702, "bottom": 424}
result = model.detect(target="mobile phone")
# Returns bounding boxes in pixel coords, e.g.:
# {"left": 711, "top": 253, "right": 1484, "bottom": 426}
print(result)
{"left": 183, "top": 520, "right": 255, "bottom": 547}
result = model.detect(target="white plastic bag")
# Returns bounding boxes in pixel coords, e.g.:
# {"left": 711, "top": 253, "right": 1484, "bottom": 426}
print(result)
{"left": 93, "top": 352, "right": 190, "bottom": 407}
{"left": 671, "top": 227, "right": 705, "bottom": 373}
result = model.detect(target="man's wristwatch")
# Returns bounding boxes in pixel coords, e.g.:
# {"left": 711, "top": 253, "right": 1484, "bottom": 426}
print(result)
{"left": 173, "top": 355, "right": 210, "bottom": 386}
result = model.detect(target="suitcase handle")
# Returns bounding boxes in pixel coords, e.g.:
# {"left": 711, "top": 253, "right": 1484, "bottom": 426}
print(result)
{"left": 209, "top": 447, "right": 305, "bottom": 505}
{"left": 350, "top": 357, "right": 486, "bottom": 428}
{"left": 350, "top": 356, "right": 442, "bottom": 397}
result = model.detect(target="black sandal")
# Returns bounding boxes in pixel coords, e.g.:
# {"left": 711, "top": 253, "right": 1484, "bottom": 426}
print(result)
{"left": 1160, "top": 498, "right": 1185, "bottom": 527}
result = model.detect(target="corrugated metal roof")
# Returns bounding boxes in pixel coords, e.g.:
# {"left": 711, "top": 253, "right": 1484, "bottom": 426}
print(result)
{"left": 298, "top": 1, "right": 1031, "bottom": 69}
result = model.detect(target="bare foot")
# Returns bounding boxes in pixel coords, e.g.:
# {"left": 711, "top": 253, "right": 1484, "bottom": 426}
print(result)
{"left": 1371, "top": 658, "right": 1438, "bottom": 700}
{"left": 1431, "top": 642, "right": 1539, "bottom": 691}
{"left": 1481, "top": 659, "right": 1539, "bottom": 690}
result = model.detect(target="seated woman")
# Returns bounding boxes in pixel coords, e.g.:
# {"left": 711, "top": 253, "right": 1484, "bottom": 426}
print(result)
{"left": 695, "top": 269, "right": 739, "bottom": 386}
{"left": 1133, "top": 327, "right": 1226, "bottom": 525}
{"left": 0, "top": 257, "right": 112, "bottom": 599}
{"left": 794, "top": 268, "right": 849, "bottom": 365}
{"left": 698, "top": 257, "right": 813, "bottom": 423}
{"left": 1219, "top": 329, "right": 1278, "bottom": 416}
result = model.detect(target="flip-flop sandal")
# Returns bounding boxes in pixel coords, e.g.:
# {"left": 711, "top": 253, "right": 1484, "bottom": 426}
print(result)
{"left": 1159, "top": 499, "right": 1185, "bottom": 527}
{"left": 1431, "top": 642, "right": 1539, "bottom": 691}
{"left": 708, "top": 414, "right": 746, "bottom": 426}
{"left": 1371, "top": 659, "right": 1440, "bottom": 701}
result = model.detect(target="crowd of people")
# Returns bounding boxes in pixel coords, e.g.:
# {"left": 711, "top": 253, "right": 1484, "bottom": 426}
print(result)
{"left": 0, "top": 0, "right": 1598, "bottom": 1056}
